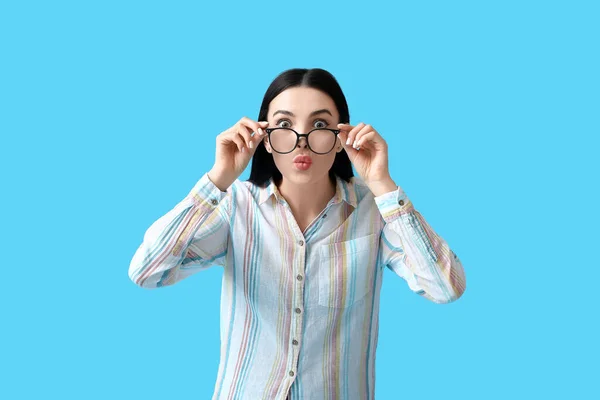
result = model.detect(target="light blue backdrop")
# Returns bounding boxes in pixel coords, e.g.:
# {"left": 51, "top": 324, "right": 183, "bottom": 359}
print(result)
{"left": 1, "top": 0, "right": 598, "bottom": 398}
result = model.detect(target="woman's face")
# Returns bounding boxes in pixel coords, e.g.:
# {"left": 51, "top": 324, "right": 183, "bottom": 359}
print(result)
{"left": 263, "top": 86, "right": 343, "bottom": 185}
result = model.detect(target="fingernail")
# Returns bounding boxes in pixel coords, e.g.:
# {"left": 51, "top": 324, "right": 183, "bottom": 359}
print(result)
{"left": 346, "top": 138, "right": 352, "bottom": 145}
{"left": 258, "top": 128, "right": 264, "bottom": 136}
{"left": 241, "top": 147, "right": 246, "bottom": 153}
{"left": 249, "top": 141, "right": 254, "bottom": 148}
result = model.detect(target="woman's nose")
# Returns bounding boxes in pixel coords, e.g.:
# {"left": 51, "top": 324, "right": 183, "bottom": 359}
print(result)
{"left": 297, "top": 136, "right": 308, "bottom": 148}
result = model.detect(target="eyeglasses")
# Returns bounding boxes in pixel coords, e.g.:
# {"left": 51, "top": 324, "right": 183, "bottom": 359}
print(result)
{"left": 264, "top": 127, "right": 341, "bottom": 154}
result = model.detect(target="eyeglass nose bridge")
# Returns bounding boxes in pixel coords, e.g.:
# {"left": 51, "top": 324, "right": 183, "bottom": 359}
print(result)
{"left": 295, "top": 133, "right": 310, "bottom": 144}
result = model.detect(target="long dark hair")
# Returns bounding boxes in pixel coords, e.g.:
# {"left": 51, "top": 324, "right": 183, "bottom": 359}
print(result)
{"left": 247, "top": 68, "right": 354, "bottom": 187}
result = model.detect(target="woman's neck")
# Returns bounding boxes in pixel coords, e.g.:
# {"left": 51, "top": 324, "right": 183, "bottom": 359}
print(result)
{"left": 277, "top": 174, "right": 336, "bottom": 221}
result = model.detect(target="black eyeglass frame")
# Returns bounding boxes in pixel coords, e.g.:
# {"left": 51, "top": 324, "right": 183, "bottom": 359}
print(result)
{"left": 264, "top": 127, "right": 341, "bottom": 155}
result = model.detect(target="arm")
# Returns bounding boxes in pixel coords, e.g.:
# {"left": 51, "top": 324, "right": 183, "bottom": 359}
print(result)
{"left": 374, "top": 185, "right": 466, "bottom": 304}
{"left": 128, "top": 172, "right": 232, "bottom": 289}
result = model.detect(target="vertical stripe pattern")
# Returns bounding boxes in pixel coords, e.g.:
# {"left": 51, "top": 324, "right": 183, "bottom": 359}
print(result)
{"left": 128, "top": 172, "right": 467, "bottom": 399}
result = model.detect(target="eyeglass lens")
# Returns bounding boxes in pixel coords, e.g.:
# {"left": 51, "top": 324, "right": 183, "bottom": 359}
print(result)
{"left": 269, "top": 129, "right": 336, "bottom": 154}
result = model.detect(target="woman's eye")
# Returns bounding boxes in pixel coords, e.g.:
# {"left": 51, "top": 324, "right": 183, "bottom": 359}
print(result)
{"left": 276, "top": 119, "right": 328, "bottom": 128}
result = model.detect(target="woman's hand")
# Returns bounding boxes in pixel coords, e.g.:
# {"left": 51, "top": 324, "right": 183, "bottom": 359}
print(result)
{"left": 337, "top": 122, "right": 397, "bottom": 196}
{"left": 208, "top": 117, "right": 268, "bottom": 191}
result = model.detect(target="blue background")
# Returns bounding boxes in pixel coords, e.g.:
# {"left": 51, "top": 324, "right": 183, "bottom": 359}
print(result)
{"left": 2, "top": 0, "right": 598, "bottom": 398}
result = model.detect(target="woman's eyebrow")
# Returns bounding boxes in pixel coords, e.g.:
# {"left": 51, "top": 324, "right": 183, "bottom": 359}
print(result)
{"left": 272, "top": 109, "right": 333, "bottom": 118}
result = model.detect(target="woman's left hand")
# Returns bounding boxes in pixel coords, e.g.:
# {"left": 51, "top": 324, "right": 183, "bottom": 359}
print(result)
{"left": 337, "top": 122, "right": 392, "bottom": 185}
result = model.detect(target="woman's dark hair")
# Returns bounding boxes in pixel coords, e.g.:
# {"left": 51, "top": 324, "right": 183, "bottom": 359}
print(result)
{"left": 247, "top": 68, "right": 354, "bottom": 187}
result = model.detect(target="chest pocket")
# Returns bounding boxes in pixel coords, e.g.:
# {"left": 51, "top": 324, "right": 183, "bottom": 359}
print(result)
{"left": 317, "top": 233, "right": 380, "bottom": 308}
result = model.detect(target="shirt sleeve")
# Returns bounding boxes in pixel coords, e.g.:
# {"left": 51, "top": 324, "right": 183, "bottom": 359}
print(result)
{"left": 128, "top": 172, "right": 233, "bottom": 289}
{"left": 374, "top": 186, "right": 467, "bottom": 303}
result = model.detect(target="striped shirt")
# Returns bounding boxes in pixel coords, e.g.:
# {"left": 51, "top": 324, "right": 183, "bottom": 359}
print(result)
{"left": 128, "top": 172, "right": 467, "bottom": 399}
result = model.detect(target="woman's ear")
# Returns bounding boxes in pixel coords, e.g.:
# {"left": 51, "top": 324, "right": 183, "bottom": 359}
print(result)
{"left": 336, "top": 136, "right": 344, "bottom": 153}
{"left": 263, "top": 137, "right": 272, "bottom": 153}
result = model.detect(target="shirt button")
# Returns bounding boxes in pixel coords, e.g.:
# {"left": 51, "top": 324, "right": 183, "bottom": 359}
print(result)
{"left": 295, "top": 307, "right": 302, "bottom": 314}
{"left": 398, "top": 199, "right": 405, "bottom": 206}
{"left": 298, "top": 240, "right": 304, "bottom": 246}
{"left": 289, "top": 371, "right": 295, "bottom": 377}
{"left": 322, "top": 213, "right": 327, "bottom": 218}
{"left": 211, "top": 199, "right": 218, "bottom": 206}
{"left": 292, "top": 339, "right": 298, "bottom": 345}
{"left": 296, "top": 274, "right": 303, "bottom": 281}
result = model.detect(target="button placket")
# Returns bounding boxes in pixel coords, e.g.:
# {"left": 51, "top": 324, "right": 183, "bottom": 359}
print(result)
{"left": 290, "top": 245, "right": 305, "bottom": 382}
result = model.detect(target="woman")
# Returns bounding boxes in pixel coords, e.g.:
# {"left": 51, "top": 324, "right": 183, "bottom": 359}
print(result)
{"left": 128, "top": 68, "right": 467, "bottom": 399}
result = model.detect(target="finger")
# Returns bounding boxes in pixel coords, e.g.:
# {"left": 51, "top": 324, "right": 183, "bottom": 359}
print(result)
{"left": 251, "top": 126, "right": 267, "bottom": 143}
{"left": 231, "top": 133, "right": 245, "bottom": 153}
{"left": 344, "top": 122, "right": 365, "bottom": 146}
{"left": 337, "top": 130, "right": 360, "bottom": 155}
{"left": 240, "top": 117, "right": 265, "bottom": 138}
{"left": 337, "top": 122, "right": 353, "bottom": 129}
{"left": 237, "top": 124, "right": 255, "bottom": 149}
{"left": 249, "top": 129, "right": 266, "bottom": 151}
{"left": 352, "top": 125, "right": 373, "bottom": 149}
{"left": 354, "top": 131, "right": 376, "bottom": 149}
{"left": 337, "top": 123, "right": 354, "bottom": 134}
{"left": 242, "top": 118, "right": 269, "bottom": 148}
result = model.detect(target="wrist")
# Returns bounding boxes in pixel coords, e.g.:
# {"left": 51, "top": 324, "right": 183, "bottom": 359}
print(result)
{"left": 367, "top": 176, "right": 397, "bottom": 197}
{"left": 207, "top": 168, "right": 234, "bottom": 192}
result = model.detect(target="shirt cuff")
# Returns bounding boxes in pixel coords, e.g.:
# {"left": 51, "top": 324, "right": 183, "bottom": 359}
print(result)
{"left": 187, "top": 172, "right": 230, "bottom": 211}
{"left": 374, "top": 185, "right": 414, "bottom": 223}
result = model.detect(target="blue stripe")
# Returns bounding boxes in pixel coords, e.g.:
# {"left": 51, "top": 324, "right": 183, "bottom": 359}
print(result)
{"left": 215, "top": 185, "right": 238, "bottom": 399}
{"left": 304, "top": 209, "right": 327, "bottom": 243}
{"left": 342, "top": 182, "right": 361, "bottom": 398}
{"left": 365, "top": 250, "right": 382, "bottom": 399}
{"left": 404, "top": 213, "right": 451, "bottom": 301}
{"left": 381, "top": 230, "right": 404, "bottom": 253}
{"left": 156, "top": 268, "right": 172, "bottom": 287}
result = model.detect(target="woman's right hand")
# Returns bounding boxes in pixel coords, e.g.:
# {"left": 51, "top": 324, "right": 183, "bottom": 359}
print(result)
{"left": 208, "top": 117, "right": 269, "bottom": 191}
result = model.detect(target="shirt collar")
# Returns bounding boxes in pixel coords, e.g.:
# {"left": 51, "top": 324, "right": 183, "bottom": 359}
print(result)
{"left": 258, "top": 174, "right": 358, "bottom": 208}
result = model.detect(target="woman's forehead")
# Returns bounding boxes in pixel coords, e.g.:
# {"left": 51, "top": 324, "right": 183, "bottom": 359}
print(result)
{"left": 269, "top": 87, "right": 337, "bottom": 118}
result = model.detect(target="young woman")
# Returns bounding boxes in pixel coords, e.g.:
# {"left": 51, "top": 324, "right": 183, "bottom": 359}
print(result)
{"left": 129, "top": 68, "right": 467, "bottom": 400}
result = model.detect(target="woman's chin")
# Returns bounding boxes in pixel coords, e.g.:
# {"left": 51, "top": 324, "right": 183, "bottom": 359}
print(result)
{"left": 281, "top": 169, "right": 327, "bottom": 185}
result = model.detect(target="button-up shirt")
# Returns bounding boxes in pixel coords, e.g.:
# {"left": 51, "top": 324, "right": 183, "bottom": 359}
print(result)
{"left": 128, "top": 172, "right": 467, "bottom": 399}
